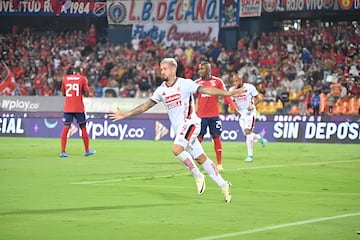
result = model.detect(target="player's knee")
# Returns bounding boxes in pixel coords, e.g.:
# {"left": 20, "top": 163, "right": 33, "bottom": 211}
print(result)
{"left": 195, "top": 153, "right": 207, "bottom": 164}
{"left": 172, "top": 144, "right": 184, "bottom": 156}
{"left": 212, "top": 134, "right": 220, "bottom": 139}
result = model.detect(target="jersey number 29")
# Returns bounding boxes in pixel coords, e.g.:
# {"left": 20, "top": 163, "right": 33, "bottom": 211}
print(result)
{"left": 65, "top": 83, "right": 80, "bottom": 96}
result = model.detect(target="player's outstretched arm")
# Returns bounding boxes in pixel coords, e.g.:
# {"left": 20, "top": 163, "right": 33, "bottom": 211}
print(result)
{"left": 229, "top": 86, "right": 247, "bottom": 97}
{"left": 109, "top": 99, "right": 156, "bottom": 122}
{"left": 198, "top": 86, "right": 247, "bottom": 97}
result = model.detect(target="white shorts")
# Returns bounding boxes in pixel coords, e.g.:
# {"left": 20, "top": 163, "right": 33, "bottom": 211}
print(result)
{"left": 174, "top": 119, "right": 204, "bottom": 159}
{"left": 238, "top": 111, "right": 256, "bottom": 134}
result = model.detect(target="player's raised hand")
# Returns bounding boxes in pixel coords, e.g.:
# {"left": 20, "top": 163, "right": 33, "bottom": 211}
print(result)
{"left": 236, "top": 110, "right": 241, "bottom": 118}
{"left": 231, "top": 86, "right": 247, "bottom": 97}
{"left": 109, "top": 107, "right": 126, "bottom": 122}
{"left": 247, "top": 105, "right": 254, "bottom": 111}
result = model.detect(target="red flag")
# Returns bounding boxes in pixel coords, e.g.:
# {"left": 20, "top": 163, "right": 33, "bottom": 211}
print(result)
{"left": 51, "top": 0, "right": 66, "bottom": 15}
{"left": 0, "top": 62, "right": 16, "bottom": 96}
{"left": 12, "top": 0, "right": 20, "bottom": 10}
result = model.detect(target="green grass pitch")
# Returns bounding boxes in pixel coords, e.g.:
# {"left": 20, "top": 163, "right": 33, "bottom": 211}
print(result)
{"left": 0, "top": 137, "right": 359, "bottom": 240}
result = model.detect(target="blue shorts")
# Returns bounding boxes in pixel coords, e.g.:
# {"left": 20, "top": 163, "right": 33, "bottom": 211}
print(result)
{"left": 62, "top": 112, "right": 87, "bottom": 128}
{"left": 200, "top": 117, "right": 222, "bottom": 135}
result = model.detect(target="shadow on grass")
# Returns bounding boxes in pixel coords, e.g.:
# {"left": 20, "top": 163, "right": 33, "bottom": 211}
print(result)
{"left": 0, "top": 203, "right": 179, "bottom": 216}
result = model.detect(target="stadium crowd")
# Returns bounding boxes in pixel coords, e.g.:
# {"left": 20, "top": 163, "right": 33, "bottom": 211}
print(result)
{"left": 0, "top": 22, "right": 359, "bottom": 115}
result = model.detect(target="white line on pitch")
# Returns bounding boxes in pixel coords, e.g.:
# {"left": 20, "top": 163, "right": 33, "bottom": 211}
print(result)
{"left": 71, "top": 160, "right": 359, "bottom": 185}
{"left": 193, "top": 212, "right": 360, "bottom": 240}
{"left": 243, "top": 189, "right": 360, "bottom": 196}
{"left": 71, "top": 172, "right": 189, "bottom": 185}
{"left": 231, "top": 159, "right": 360, "bottom": 171}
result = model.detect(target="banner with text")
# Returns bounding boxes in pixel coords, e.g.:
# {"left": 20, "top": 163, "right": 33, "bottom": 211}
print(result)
{"left": 0, "top": 96, "right": 166, "bottom": 113}
{"left": 0, "top": 0, "right": 106, "bottom": 17}
{"left": 106, "top": 0, "right": 220, "bottom": 25}
{"left": 132, "top": 22, "right": 219, "bottom": 46}
{"left": 240, "top": 0, "right": 262, "bottom": 17}
{"left": 262, "top": 0, "right": 360, "bottom": 12}
{"left": 1, "top": 115, "right": 359, "bottom": 144}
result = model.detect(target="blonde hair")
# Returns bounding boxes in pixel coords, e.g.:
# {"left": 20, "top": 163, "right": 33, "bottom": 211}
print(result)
{"left": 160, "top": 58, "right": 178, "bottom": 68}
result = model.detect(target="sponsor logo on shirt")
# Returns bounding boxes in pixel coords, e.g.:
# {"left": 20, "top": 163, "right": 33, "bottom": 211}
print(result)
{"left": 165, "top": 93, "right": 182, "bottom": 110}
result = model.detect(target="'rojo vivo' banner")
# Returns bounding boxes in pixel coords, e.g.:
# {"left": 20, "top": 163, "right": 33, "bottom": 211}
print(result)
{"left": 107, "top": 0, "right": 220, "bottom": 25}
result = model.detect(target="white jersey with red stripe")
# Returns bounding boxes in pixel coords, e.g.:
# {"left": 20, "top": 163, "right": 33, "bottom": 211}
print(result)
{"left": 151, "top": 77, "right": 201, "bottom": 134}
{"left": 230, "top": 83, "right": 258, "bottom": 115}
{"left": 230, "top": 83, "right": 259, "bottom": 133}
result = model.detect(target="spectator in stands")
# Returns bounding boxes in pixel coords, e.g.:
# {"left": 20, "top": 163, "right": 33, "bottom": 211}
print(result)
{"left": 322, "top": 59, "right": 333, "bottom": 83}
{"left": 349, "top": 60, "right": 360, "bottom": 77}
{"left": 298, "top": 90, "right": 307, "bottom": 115}
{"left": 330, "top": 80, "right": 342, "bottom": 102}
{"left": 15, "top": 78, "right": 28, "bottom": 96}
{"left": 175, "top": 57, "right": 185, "bottom": 77}
{"left": 248, "top": 69, "right": 259, "bottom": 85}
{"left": 85, "top": 24, "right": 97, "bottom": 47}
{"left": 183, "top": 44, "right": 194, "bottom": 64}
{"left": 104, "top": 88, "right": 118, "bottom": 98}
{"left": 290, "top": 71, "right": 305, "bottom": 93}
{"left": 327, "top": 93, "right": 335, "bottom": 115}
{"left": 32, "top": 73, "right": 45, "bottom": 96}
{"left": 1, "top": 19, "right": 359, "bottom": 120}
{"left": 340, "top": 82, "right": 348, "bottom": 99}
{"left": 40, "top": 82, "right": 53, "bottom": 96}
{"left": 174, "top": 44, "right": 184, "bottom": 57}
{"left": 347, "top": 77, "right": 360, "bottom": 97}
{"left": 138, "top": 74, "right": 152, "bottom": 98}
{"left": 217, "top": 48, "right": 229, "bottom": 72}
{"left": 311, "top": 90, "right": 321, "bottom": 118}
{"left": 334, "top": 48, "right": 346, "bottom": 68}
{"left": 301, "top": 47, "right": 312, "bottom": 65}
{"left": 98, "top": 75, "right": 109, "bottom": 88}
{"left": 278, "top": 86, "right": 290, "bottom": 110}
{"left": 131, "top": 35, "right": 140, "bottom": 53}
{"left": 184, "top": 63, "right": 194, "bottom": 79}
{"left": 263, "top": 83, "right": 277, "bottom": 102}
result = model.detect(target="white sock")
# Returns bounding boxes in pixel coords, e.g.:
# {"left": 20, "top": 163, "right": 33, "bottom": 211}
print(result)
{"left": 176, "top": 151, "right": 203, "bottom": 178}
{"left": 252, "top": 132, "right": 260, "bottom": 142}
{"left": 201, "top": 159, "right": 226, "bottom": 187}
{"left": 246, "top": 134, "right": 254, "bottom": 157}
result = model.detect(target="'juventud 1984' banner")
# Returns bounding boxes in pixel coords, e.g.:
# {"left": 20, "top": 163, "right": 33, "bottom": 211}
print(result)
{"left": 0, "top": 0, "right": 106, "bottom": 17}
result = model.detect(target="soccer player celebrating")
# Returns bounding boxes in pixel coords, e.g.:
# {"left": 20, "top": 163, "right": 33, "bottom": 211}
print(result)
{"left": 109, "top": 58, "right": 247, "bottom": 203}
{"left": 59, "top": 67, "right": 95, "bottom": 158}
{"left": 194, "top": 61, "right": 238, "bottom": 171}
{"left": 230, "top": 73, "right": 267, "bottom": 162}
